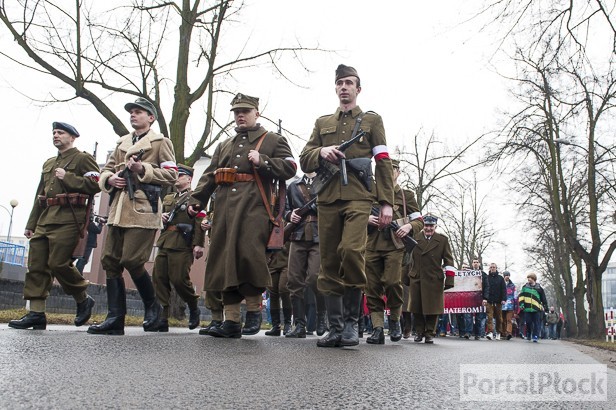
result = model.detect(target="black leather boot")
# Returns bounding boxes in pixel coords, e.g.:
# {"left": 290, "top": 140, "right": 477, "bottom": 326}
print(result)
{"left": 286, "top": 296, "right": 306, "bottom": 338}
{"left": 265, "top": 308, "right": 281, "bottom": 336}
{"left": 282, "top": 307, "right": 293, "bottom": 335}
{"left": 156, "top": 319, "right": 169, "bottom": 332}
{"left": 340, "top": 287, "right": 362, "bottom": 347}
{"left": 317, "top": 295, "right": 344, "bottom": 348}
{"left": 389, "top": 320, "right": 402, "bottom": 342}
{"left": 88, "top": 277, "right": 126, "bottom": 335}
{"left": 316, "top": 311, "right": 328, "bottom": 336}
{"left": 188, "top": 306, "right": 201, "bottom": 330}
{"left": 242, "top": 311, "right": 262, "bottom": 335}
{"left": 199, "top": 320, "right": 222, "bottom": 336}
{"left": 75, "top": 295, "right": 95, "bottom": 327}
{"left": 9, "top": 312, "right": 47, "bottom": 330}
{"left": 366, "top": 326, "right": 385, "bottom": 344}
{"left": 133, "top": 273, "right": 162, "bottom": 331}
{"left": 209, "top": 320, "right": 242, "bottom": 338}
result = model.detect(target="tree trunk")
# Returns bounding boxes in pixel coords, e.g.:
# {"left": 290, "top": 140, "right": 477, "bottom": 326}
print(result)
{"left": 573, "top": 257, "right": 589, "bottom": 337}
{"left": 586, "top": 264, "right": 606, "bottom": 339}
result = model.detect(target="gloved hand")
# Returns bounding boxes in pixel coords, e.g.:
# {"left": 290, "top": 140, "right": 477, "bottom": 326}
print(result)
{"left": 444, "top": 276, "right": 454, "bottom": 290}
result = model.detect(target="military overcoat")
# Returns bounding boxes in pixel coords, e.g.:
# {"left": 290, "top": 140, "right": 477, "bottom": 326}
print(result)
{"left": 408, "top": 230, "right": 454, "bottom": 315}
{"left": 191, "top": 125, "right": 296, "bottom": 292}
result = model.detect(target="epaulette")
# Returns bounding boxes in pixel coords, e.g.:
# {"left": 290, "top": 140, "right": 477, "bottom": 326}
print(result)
{"left": 364, "top": 110, "right": 378, "bottom": 115}
{"left": 318, "top": 113, "right": 331, "bottom": 119}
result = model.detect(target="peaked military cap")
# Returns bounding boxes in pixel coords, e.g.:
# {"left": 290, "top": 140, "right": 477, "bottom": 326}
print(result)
{"left": 177, "top": 164, "right": 194, "bottom": 177}
{"left": 424, "top": 214, "right": 438, "bottom": 225}
{"left": 335, "top": 64, "right": 360, "bottom": 82}
{"left": 230, "top": 93, "right": 259, "bottom": 111}
{"left": 124, "top": 97, "right": 158, "bottom": 120}
{"left": 52, "top": 121, "right": 80, "bottom": 137}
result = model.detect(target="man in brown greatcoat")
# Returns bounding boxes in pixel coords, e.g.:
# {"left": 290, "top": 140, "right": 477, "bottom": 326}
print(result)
{"left": 407, "top": 214, "right": 455, "bottom": 344}
{"left": 189, "top": 93, "right": 296, "bottom": 338}
{"left": 9, "top": 122, "right": 100, "bottom": 330}
{"left": 365, "top": 159, "right": 423, "bottom": 344}
{"left": 153, "top": 164, "right": 206, "bottom": 331}
{"left": 300, "top": 64, "right": 395, "bottom": 348}
{"left": 88, "top": 97, "right": 178, "bottom": 336}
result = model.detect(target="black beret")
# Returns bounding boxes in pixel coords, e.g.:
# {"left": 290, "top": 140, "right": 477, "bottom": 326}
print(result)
{"left": 335, "top": 64, "right": 360, "bottom": 82}
{"left": 52, "top": 121, "right": 80, "bottom": 137}
{"left": 124, "top": 97, "right": 158, "bottom": 120}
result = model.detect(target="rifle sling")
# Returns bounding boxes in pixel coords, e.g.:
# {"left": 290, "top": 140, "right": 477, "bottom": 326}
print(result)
{"left": 58, "top": 156, "right": 89, "bottom": 239}
{"left": 252, "top": 132, "right": 284, "bottom": 226}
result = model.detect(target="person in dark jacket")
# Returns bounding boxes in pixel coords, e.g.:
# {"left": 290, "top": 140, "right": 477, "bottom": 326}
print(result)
{"left": 471, "top": 258, "right": 489, "bottom": 340}
{"left": 485, "top": 262, "right": 506, "bottom": 340}
{"left": 75, "top": 214, "right": 106, "bottom": 274}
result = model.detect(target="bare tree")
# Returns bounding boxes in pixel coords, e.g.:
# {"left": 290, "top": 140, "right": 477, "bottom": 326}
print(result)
{"left": 0, "top": 0, "right": 325, "bottom": 164}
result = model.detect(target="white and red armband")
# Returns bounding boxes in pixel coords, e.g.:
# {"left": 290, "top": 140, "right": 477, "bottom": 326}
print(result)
{"left": 445, "top": 266, "right": 456, "bottom": 277}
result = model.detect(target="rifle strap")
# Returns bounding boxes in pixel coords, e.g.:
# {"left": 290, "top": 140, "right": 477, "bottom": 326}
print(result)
{"left": 350, "top": 113, "right": 364, "bottom": 141}
{"left": 400, "top": 187, "right": 407, "bottom": 217}
{"left": 252, "top": 132, "right": 280, "bottom": 225}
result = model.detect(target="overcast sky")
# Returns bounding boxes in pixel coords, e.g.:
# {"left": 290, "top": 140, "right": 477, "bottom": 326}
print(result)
{"left": 0, "top": 1, "right": 530, "bottom": 279}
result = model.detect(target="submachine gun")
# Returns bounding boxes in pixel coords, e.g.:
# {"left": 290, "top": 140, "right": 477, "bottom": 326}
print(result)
{"left": 369, "top": 205, "right": 418, "bottom": 253}
{"left": 284, "top": 130, "right": 373, "bottom": 239}
{"left": 109, "top": 149, "right": 145, "bottom": 205}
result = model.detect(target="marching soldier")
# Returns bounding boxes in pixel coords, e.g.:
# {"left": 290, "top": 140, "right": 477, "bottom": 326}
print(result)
{"left": 152, "top": 164, "right": 206, "bottom": 331}
{"left": 189, "top": 93, "right": 296, "bottom": 338}
{"left": 88, "top": 97, "right": 178, "bottom": 335}
{"left": 365, "top": 159, "right": 423, "bottom": 344}
{"left": 300, "top": 64, "right": 395, "bottom": 347}
{"left": 407, "top": 215, "right": 455, "bottom": 344}
{"left": 265, "top": 242, "right": 292, "bottom": 336}
{"left": 9, "top": 122, "right": 100, "bottom": 330}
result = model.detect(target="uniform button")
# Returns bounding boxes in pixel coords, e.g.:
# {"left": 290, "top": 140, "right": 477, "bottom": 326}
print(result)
{"left": 236, "top": 154, "right": 241, "bottom": 158}
{"left": 239, "top": 144, "right": 244, "bottom": 147}
{"left": 342, "top": 131, "right": 346, "bottom": 134}
{"left": 242, "top": 136, "right": 247, "bottom": 139}
{"left": 234, "top": 165, "right": 239, "bottom": 169}
{"left": 264, "top": 161, "right": 269, "bottom": 165}
{"left": 231, "top": 188, "right": 237, "bottom": 192}
{"left": 343, "top": 122, "right": 347, "bottom": 126}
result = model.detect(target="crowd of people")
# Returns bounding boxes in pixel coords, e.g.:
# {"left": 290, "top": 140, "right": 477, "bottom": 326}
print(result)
{"left": 7, "top": 63, "right": 562, "bottom": 347}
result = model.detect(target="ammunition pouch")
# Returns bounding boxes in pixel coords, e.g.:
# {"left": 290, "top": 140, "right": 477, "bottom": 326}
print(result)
{"left": 174, "top": 223, "right": 194, "bottom": 246}
{"left": 38, "top": 193, "right": 89, "bottom": 208}
{"left": 214, "top": 168, "right": 237, "bottom": 185}
{"left": 137, "top": 183, "right": 162, "bottom": 213}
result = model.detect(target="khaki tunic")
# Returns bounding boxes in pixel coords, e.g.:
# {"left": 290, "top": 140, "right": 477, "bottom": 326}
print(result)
{"left": 299, "top": 106, "right": 395, "bottom": 295}
{"left": 191, "top": 125, "right": 296, "bottom": 292}
{"left": 408, "top": 230, "right": 454, "bottom": 315}
{"left": 24, "top": 148, "right": 101, "bottom": 300}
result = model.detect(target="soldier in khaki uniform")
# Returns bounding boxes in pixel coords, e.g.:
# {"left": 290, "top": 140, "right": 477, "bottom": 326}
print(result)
{"left": 365, "top": 159, "right": 423, "bottom": 344}
{"left": 407, "top": 215, "right": 456, "bottom": 343}
{"left": 300, "top": 65, "right": 395, "bottom": 348}
{"left": 9, "top": 122, "right": 100, "bottom": 330}
{"left": 152, "top": 164, "right": 206, "bottom": 331}
{"left": 189, "top": 93, "right": 296, "bottom": 338}
{"left": 88, "top": 98, "right": 178, "bottom": 335}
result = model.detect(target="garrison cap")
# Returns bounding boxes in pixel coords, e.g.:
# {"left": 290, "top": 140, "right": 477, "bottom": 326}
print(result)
{"left": 424, "top": 214, "right": 438, "bottom": 225}
{"left": 391, "top": 159, "right": 400, "bottom": 169}
{"left": 230, "top": 93, "right": 259, "bottom": 111}
{"left": 335, "top": 64, "right": 360, "bottom": 82}
{"left": 177, "top": 164, "right": 194, "bottom": 177}
{"left": 53, "top": 121, "right": 80, "bottom": 137}
{"left": 124, "top": 97, "right": 158, "bottom": 120}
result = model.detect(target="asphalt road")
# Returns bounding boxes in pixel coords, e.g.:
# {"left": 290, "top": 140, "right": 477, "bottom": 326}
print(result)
{"left": 0, "top": 325, "right": 614, "bottom": 409}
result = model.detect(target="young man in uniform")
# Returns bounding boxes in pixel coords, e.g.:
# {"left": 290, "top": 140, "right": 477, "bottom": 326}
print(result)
{"left": 189, "top": 93, "right": 296, "bottom": 338}
{"left": 152, "top": 164, "right": 206, "bottom": 331}
{"left": 9, "top": 122, "right": 100, "bottom": 330}
{"left": 300, "top": 64, "right": 395, "bottom": 348}
{"left": 365, "top": 159, "right": 423, "bottom": 344}
{"left": 88, "top": 97, "right": 178, "bottom": 335}
{"left": 408, "top": 215, "right": 455, "bottom": 344}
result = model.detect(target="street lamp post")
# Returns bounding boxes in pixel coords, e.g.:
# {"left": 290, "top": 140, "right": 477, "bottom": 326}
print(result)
{"left": 1, "top": 199, "right": 19, "bottom": 243}
{"left": 8, "top": 199, "right": 18, "bottom": 243}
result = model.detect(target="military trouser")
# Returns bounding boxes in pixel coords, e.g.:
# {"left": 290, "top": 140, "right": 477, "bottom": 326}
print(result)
{"left": 317, "top": 200, "right": 371, "bottom": 296}
{"left": 287, "top": 241, "right": 320, "bottom": 298}
{"left": 101, "top": 226, "right": 156, "bottom": 279}
{"left": 267, "top": 266, "right": 291, "bottom": 310}
{"left": 205, "top": 290, "right": 223, "bottom": 321}
{"left": 24, "top": 224, "right": 89, "bottom": 306}
{"left": 153, "top": 247, "right": 199, "bottom": 314}
{"left": 365, "top": 247, "right": 404, "bottom": 325}
{"left": 414, "top": 314, "right": 439, "bottom": 337}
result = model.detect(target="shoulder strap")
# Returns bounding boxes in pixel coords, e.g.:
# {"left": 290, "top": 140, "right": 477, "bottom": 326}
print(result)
{"left": 252, "top": 132, "right": 280, "bottom": 225}
{"left": 400, "top": 188, "right": 407, "bottom": 217}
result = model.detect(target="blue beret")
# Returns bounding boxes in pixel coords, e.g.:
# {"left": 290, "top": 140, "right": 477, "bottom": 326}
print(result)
{"left": 424, "top": 215, "right": 438, "bottom": 225}
{"left": 52, "top": 121, "right": 80, "bottom": 137}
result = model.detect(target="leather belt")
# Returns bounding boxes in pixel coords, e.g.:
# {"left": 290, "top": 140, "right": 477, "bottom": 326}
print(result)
{"left": 234, "top": 173, "right": 255, "bottom": 182}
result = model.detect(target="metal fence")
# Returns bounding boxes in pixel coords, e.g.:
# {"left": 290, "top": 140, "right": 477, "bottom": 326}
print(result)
{"left": 0, "top": 241, "right": 26, "bottom": 266}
